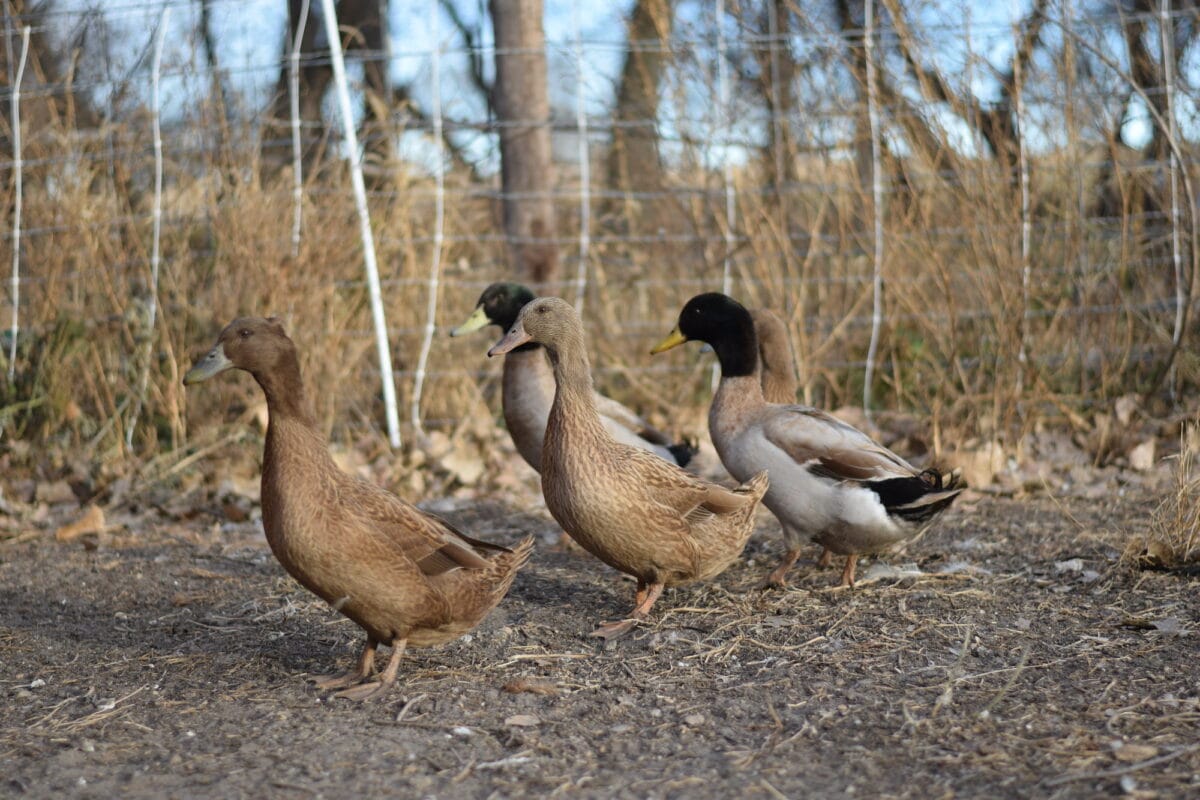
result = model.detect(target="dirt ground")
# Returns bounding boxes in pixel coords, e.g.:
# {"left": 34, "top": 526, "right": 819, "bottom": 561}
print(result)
{"left": 3, "top": 475, "right": 1199, "bottom": 799}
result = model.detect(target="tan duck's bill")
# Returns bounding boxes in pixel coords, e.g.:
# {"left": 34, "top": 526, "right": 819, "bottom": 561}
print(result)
{"left": 450, "top": 306, "right": 490, "bottom": 337}
{"left": 650, "top": 326, "right": 688, "bottom": 355}
{"left": 487, "top": 326, "right": 532, "bottom": 357}
{"left": 183, "top": 343, "right": 233, "bottom": 385}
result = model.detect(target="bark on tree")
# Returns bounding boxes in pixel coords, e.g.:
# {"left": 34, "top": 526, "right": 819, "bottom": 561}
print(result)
{"left": 490, "top": 0, "right": 558, "bottom": 284}
{"left": 605, "top": 0, "right": 673, "bottom": 228}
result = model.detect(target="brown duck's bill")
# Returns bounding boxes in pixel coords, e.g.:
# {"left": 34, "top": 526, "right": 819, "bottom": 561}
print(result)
{"left": 449, "top": 306, "right": 489, "bottom": 337}
{"left": 487, "top": 326, "right": 532, "bottom": 357}
{"left": 650, "top": 326, "right": 688, "bottom": 355}
{"left": 183, "top": 343, "right": 233, "bottom": 385}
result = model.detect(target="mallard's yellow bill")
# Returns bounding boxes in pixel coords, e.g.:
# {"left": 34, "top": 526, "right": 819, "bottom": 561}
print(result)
{"left": 650, "top": 327, "right": 688, "bottom": 355}
{"left": 450, "top": 306, "right": 490, "bottom": 337}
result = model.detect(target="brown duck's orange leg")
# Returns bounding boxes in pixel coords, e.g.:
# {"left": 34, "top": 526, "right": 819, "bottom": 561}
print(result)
{"left": 762, "top": 548, "right": 802, "bottom": 589}
{"left": 591, "top": 582, "right": 664, "bottom": 641}
{"left": 817, "top": 548, "right": 833, "bottom": 568}
{"left": 313, "top": 637, "right": 377, "bottom": 689}
{"left": 334, "top": 639, "right": 407, "bottom": 701}
{"left": 839, "top": 554, "right": 859, "bottom": 588}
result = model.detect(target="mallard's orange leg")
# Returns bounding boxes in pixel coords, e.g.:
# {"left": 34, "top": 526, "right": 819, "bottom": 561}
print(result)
{"left": 334, "top": 639, "right": 407, "bottom": 701}
{"left": 839, "top": 555, "right": 859, "bottom": 588}
{"left": 762, "top": 548, "right": 803, "bottom": 589}
{"left": 591, "top": 582, "right": 664, "bottom": 641}
{"left": 817, "top": 548, "right": 833, "bottom": 568}
{"left": 313, "top": 637, "right": 377, "bottom": 689}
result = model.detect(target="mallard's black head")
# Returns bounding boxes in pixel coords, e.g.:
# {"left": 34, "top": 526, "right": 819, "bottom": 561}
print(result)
{"left": 652, "top": 293, "right": 758, "bottom": 378}
{"left": 451, "top": 281, "right": 537, "bottom": 339}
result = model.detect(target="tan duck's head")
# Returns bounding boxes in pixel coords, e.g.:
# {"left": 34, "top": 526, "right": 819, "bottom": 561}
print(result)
{"left": 651, "top": 293, "right": 759, "bottom": 378}
{"left": 487, "top": 296, "right": 581, "bottom": 358}
{"left": 450, "top": 282, "right": 537, "bottom": 338}
{"left": 183, "top": 316, "right": 294, "bottom": 385}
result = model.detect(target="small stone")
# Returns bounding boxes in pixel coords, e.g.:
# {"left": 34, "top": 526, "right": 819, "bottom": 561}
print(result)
{"left": 504, "top": 714, "right": 540, "bottom": 727}
{"left": 684, "top": 714, "right": 705, "bottom": 727}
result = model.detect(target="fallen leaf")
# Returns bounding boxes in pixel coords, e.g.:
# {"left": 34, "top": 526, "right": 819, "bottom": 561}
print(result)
{"left": 1114, "top": 394, "right": 1139, "bottom": 427}
{"left": 502, "top": 677, "right": 558, "bottom": 696}
{"left": 37, "top": 480, "right": 77, "bottom": 505}
{"left": 1129, "top": 439, "right": 1156, "bottom": 472}
{"left": 55, "top": 505, "right": 105, "bottom": 542}
{"left": 1112, "top": 742, "right": 1159, "bottom": 762}
{"left": 504, "top": 714, "right": 540, "bottom": 727}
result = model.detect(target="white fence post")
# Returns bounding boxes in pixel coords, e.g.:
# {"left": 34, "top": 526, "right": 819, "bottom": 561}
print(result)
{"left": 126, "top": 10, "right": 169, "bottom": 448}
{"left": 862, "top": 0, "right": 884, "bottom": 416}
{"left": 571, "top": 3, "right": 590, "bottom": 314}
{"left": 289, "top": 0, "right": 311, "bottom": 260}
{"left": 6, "top": 25, "right": 28, "bottom": 384}
{"left": 320, "top": 0, "right": 401, "bottom": 448}
{"left": 713, "top": 0, "right": 735, "bottom": 391}
{"left": 410, "top": 5, "right": 444, "bottom": 436}
{"left": 1161, "top": 0, "right": 1184, "bottom": 393}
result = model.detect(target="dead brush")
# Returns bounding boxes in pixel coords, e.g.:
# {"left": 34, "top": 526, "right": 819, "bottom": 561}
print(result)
{"left": 1124, "top": 424, "right": 1200, "bottom": 570}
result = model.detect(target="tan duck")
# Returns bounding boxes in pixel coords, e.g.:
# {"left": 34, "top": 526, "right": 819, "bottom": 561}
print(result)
{"left": 653, "top": 293, "right": 962, "bottom": 588}
{"left": 184, "top": 317, "right": 532, "bottom": 700}
{"left": 751, "top": 308, "right": 799, "bottom": 405}
{"left": 751, "top": 307, "right": 835, "bottom": 572}
{"left": 487, "top": 297, "right": 768, "bottom": 639}
{"left": 451, "top": 282, "right": 695, "bottom": 472}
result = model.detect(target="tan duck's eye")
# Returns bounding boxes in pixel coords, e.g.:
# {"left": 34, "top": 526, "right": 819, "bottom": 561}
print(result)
{"left": 239, "top": 329, "right": 253, "bottom": 338}
{"left": 537, "top": 306, "right": 547, "bottom": 314}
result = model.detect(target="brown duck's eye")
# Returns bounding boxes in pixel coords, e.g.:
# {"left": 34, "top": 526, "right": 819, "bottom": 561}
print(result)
{"left": 239, "top": 329, "right": 253, "bottom": 338}
{"left": 537, "top": 306, "right": 547, "bottom": 314}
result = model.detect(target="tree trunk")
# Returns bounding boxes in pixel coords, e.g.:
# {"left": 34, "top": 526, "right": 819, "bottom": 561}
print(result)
{"left": 605, "top": 0, "right": 673, "bottom": 229}
{"left": 490, "top": 0, "right": 558, "bottom": 284}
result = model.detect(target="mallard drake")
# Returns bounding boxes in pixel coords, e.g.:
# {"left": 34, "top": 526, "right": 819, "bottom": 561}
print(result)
{"left": 451, "top": 282, "right": 695, "bottom": 472}
{"left": 652, "top": 293, "right": 962, "bottom": 588}
{"left": 488, "top": 297, "right": 768, "bottom": 639}
{"left": 184, "top": 317, "right": 532, "bottom": 700}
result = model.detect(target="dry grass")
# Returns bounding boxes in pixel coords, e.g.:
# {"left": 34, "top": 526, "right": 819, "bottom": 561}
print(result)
{"left": 0, "top": 95, "right": 1194, "bottom": 485}
{"left": 1125, "top": 424, "right": 1200, "bottom": 569}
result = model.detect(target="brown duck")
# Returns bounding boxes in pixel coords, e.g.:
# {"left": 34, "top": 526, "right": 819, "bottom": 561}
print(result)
{"left": 184, "top": 317, "right": 532, "bottom": 700}
{"left": 488, "top": 298, "right": 768, "bottom": 639}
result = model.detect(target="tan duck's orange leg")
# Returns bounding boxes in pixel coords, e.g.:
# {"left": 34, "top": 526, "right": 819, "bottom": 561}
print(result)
{"left": 817, "top": 548, "right": 833, "bottom": 569}
{"left": 313, "top": 637, "right": 377, "bottom": 689}
{"left": 839, "top": 554, "right": 859, "bottom": 588}
{"left": 761, "top": 548, "right": 803, "bottom": 589}
{"left": 334, "top": 639, "right": 407, "bottom": 701}
{"left": 590, "top": 582, "right": 664, "bottom": 641}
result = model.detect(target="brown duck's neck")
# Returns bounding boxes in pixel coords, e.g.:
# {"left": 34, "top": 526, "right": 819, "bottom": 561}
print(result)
{"left": 253, "top": 355, "right": 316, "bottom": 427}
{"left": 545, "top": 338, "right": 605, "bottom": 436}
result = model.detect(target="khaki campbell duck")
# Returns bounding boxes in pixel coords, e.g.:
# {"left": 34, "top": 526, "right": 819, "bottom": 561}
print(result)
{"left": 452, "top": 282, "right": 695, "bottom": 472}
{"left": 652, "top": 293, "right": 962, "bottom": 588}
{"left": 751, "top": 307, "right": 835, "bottom": 571}
{"left": 184, "top": 317, "right": 532, "bottom": 700}
{"left": 488, "top": 297, "right": 768, "bottom": 639}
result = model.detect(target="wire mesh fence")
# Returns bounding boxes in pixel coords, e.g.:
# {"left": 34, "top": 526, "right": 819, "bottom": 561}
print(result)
{"left": 1, "top": 0, "right": 1197, "bottom": 459}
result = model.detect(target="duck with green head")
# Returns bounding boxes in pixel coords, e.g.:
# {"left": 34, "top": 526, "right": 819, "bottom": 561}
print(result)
{"left": 452, "top": 281, "right": 695, "bottom": 473}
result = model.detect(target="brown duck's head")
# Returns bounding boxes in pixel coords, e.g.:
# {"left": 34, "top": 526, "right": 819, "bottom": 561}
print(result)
{"left": 183, "top": 316, "right": 294, "bottom": 385}
{"left": 487, "top": 296, "right": 580, "bottom": 358}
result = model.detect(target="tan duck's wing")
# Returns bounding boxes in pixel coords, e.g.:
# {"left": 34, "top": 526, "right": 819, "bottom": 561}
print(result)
{"left": 761, "top": 406, "right": 917, "bottom": 483}
{"left": 623, "top": 448, "right": 755, "bottom": 520}
{"left": 341, "top": 477, "right": 506, "bottom": 575}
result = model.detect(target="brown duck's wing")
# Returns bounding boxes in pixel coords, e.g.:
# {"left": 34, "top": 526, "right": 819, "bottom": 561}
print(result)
{"left": 342, "top": 477, "right": 504, "bottom": 576}
{"left": 762, "top": 406, "right": 917, "bottom": 483}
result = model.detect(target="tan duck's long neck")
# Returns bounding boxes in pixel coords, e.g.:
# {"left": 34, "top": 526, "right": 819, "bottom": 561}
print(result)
{"left": 544, "top": 332, "right": 606, "bottom": 439}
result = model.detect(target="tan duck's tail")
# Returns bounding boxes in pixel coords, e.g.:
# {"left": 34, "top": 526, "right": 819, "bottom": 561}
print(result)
{"left": 487, "top": 535, "right": 535, "bottom": 603}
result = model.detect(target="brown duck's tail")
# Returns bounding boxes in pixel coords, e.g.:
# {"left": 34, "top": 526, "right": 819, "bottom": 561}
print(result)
{"left": 487, "top": 535, "right": 534, "bottom": 601}
{"left": 736, "top": 469, "right": 770, "bottom": 505}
